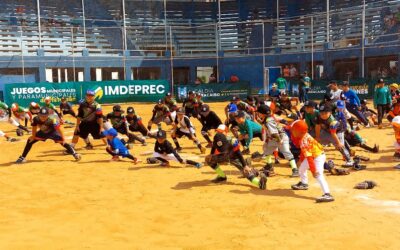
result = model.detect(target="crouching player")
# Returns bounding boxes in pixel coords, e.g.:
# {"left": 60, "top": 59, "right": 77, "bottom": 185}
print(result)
{"left": 146, "top": 130, "right": 202, "bottom": 167}
{"left": 103, "top": 128, "right": 140, "bottom": 163}
{"left": 0, "top": 130, "right": 18, "bottom": 142}
{"left": 16, "top": 107, "right": 81, "bottom": 163}
{"left": 290, "top": 120, "right": 334, "bottom": 203}
{"left": 205, "top": 124, "right": 267, "bottom": 189}
{"left": 257, "top": 105, "right": 299, "bottom": 177}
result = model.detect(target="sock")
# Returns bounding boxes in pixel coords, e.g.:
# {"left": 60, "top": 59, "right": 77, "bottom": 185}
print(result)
{"left": 63, "top": 143, "right": 77, "bottom": 156}
{"left": 289, "top": 159, "right": 297, "bottom": 170}
{"left": 204, "top": 134, "right": 212, "bottom": 143}
{"left": 316, "top": 174, "right": 330, "bottom": 194}
{"left": 214, "top": 166, "right": 226, "bottom": 178}
{"left": 18, "top": 125, "right": 29, "bottom": 132}
{"left": 251, "top": 177, "right": 260, "bottom": 186}
{"left": 173, "top": 138, "right": 180, "bottom": 148}
{"left": 185, "top": 160, "right": 198, "bottom": 166}
{"left": 273, "top": 150, "right": 278, "bottom": 160}
{"left": 338, "top": 147, "right": 351, "bottom": 161}
{"left": 22, "top": 139, "right": 37, "bottom": 157}
{"left": 84, "top": 138, "right": 91, "bottom": 144}
{"left": 360, "top": 143, "right": 374, "bottom": 152}
{"left": 196, "top": 141, "right": 202, "bottom": 149}
{"left": 24, "top": 119, "right": 28, "bottom": 127}
{"left": 265, "top": 155, "right": 273, "bottom": 165}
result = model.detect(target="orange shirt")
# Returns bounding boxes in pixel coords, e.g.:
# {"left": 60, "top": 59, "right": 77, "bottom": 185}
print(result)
{"left": 299, "top": 133, "right": 324, "bottom": 159}
{"left": 393, "top": 124, "right": 400, "bottom": 143}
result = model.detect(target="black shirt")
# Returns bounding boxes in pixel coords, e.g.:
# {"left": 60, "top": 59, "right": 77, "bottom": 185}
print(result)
{"left": 77, "top": 101, "right": 102, "bottom": 123}
{"left": 106, "top": 112, "right": 126, "bottom": 129}
{"left": 32, "top": 116, "right": 58, "bottom": 134}
{"left": 199, "top": 111, "right": 222, "bottom": 129}
{"left": 154, "top": 140, "right": 183, "bottom": 162}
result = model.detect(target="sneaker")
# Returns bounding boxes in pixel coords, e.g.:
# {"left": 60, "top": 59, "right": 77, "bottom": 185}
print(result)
{"left": 343, "top": 160, "right": 354, "bottom": 168}
{"left": 73, "top": 153, "right": 82, "bottom": 162}
{"left": 133, "top": 158, "right": 142, "bottom": 165}
{"left": 262, "top": 163, "right": 276, "bottom": 177}
{"left": 258, "top": 172, "right": 267, "bottom": 190}
{"left": 242, "top": 148, "right": 250, "bottom": 155}
{"left": 194, "top": 162, "right": 203, "bottom": 168}
{"left": 291, "top": 168, "right": 299, "bottom": 177}
{"left": 378, "top": 124, "right": 383, "bottom": 129}
{"left": 316, "top": 193, "right": 335, "bottom": 203}
{"left": 7, "top": 137, "right": 18, "bottom": 142}
{"left": 355, "top": 125, "right": 360, "bottom": 131}
{"left": 85, "top": 143, "right": 94, "bottom": 150}
{"left": 365, "top": 123, "right": 371, "bottom": 128}
{"left": 110, "top": 156, "right": 120, "bottom": 161}
{"left": 291, "top": 182, "right": 309, "bottom": 190}
{"left": 394, "top": 152, "right": 400, "bottom": 161}
{"left": 372, "top": 145, "right": 379, "bottom": 153}
{"left": 200, "top": 147, "right": 206, "bottom": 154}
{"left": 142, "top": 140, "right": 147, "bottom": 146}
{"left": 15, "top": 156, "right": 26, "bottom": 164}
{"left": 211, "top": 176, "right": 227, "bottom": 183}
{"left": 206, "top": 142, "right": 213, "bottom": 148}
{"left": 160, "top": 162, "right": 170, "bottom": 167}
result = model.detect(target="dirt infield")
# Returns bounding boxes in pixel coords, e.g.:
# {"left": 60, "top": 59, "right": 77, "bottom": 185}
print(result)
{"left": 0, "top": 102, "right": 399, "bottom": 249}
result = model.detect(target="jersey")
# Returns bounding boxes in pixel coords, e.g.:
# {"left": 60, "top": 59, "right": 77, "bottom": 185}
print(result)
{"left": 211, "top": 133, "right": 240, "bottom": 155}
{"left": 238, "top": 119, "right": 262, "bottom": 147}
{"left": 60, "top": 102, "right": 73, "bottom": 112}
{"left": 154, "top": 140, "right": 183, "bottom": 162}
{"left": 108, "top": 137, "right": 129, "bottom": 156}
{"left": 152, "top": 105, "right": 170, "bottom": 120}
{"left": 262, "top": 116, "right": 285, "bottom": 141}
{"left": 199, "top": 111, "right": 222, "bottom": 129}
{"left": 317, "top": 114, "right": 344, "bottom": 134}
{"left": 304, "top": 110, "right": 319, "bottom": 130}
{"left": 183, "top": 97, "right": 198, "bottom": 109}
{"left": 126, "top": 114, "right": 143, "bottom": 126}
{"left": 297, "top": 133, "right": 324, "bottom": 160}
{"left": 12, "top": 106, "right": 31, "bottom": 120}
{"left": 175, "top": 115, "right": 194, "bottom": 134}
{"left": 163, "top": 97, "right": 178, "bottom": 111}
{"left": 32, "top": 116, "right": 59, "bottom": 134}
{"left": 106, "top": 112, "right": 127, "bottom": 129}
{"left": 77, "top": 101, "right": 102, "bottom": 123}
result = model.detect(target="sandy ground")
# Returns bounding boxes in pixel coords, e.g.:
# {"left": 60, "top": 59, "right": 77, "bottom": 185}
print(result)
{"left": 0, "top": 102, "right": 399, "bottom": 250}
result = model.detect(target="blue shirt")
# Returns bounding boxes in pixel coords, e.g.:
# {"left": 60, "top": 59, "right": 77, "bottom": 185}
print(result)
{"left": 269, "top": 89, "right": 280, "bottom": 98}
{"left": 107, "top": 137, "right": 130, "bottom": 156}
{"left": 343, "top": 89, "right": 361, "bottom": 106}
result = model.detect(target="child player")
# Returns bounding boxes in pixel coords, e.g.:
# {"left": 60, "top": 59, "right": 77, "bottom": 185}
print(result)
{"left": 198, "top": 104, "right": 222, "bottom": 148}
{"left": 16, "top": 107, "right": 81, "bottom": 163}
{"left": 257, "top": 105, "right": 299, "bottom": 177}
{"left": 147, "top": 99, "right": 174, "bottom": 131}
{"left": 290, "top": 120, "right": 334, "bottom": 203}
{"left": 234, "top": 111, "right": 263, "bottom": 154}
{"left": 205, "top": 124, "right": 267, "bottom": 189}
{"left": 171, "top": 108, "right": 206, "bottom": 153}
{"left": 126, "top": 107, "right": 155, "bottom": 138}
{"left": 392, "top": 116, "right": 400, "bottom": 162}
{"left": 146, "top": 130, "right": 202, "bottom": 167}
{"left": 103, "top": 128, "right": 140, "bottom": 163}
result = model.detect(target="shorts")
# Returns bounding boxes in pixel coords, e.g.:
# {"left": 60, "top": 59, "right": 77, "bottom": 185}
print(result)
{"left": 175, "top": 128, "right": 195, "bottom": 139}
{"left": 35, "top": 130, "right": 63, "bottom": 142}
{"left": 77, "top": 122, "right": 102, "bottom": 139}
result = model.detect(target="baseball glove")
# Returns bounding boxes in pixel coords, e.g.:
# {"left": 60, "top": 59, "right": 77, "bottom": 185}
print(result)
{"left": 354, "top": 180, "right": 377, "bottom": 189}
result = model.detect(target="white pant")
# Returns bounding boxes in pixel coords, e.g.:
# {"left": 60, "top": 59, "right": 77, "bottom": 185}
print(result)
{"left": 299, "top": 153, "right": 330, "bottom": 194}
{"left": 153, "top": 152, "right": 180, "bottom": 162}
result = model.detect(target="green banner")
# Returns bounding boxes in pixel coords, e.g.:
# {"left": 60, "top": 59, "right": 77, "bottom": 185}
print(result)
{"left": 175, "top": 82, "right": 250, "bottom": 102}
{"left": 80, "top": 80, "right": 170, "bottom": 103}
{"left": 5, "top": 82, "right": 80, "bottom": 107}
{"left": 4, "top": 80, "right": 170, "bottom": 107}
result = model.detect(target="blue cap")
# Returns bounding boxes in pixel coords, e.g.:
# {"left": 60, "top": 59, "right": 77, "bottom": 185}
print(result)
{"left": 103, "top": 128, "right": 118, "bottom": 137}
{"left": 86, "top": 90, "right": 95, "bottom": 96}
{"left": 336, "top": 100, "right": 345, "bottom": 109}
{"left": 228, "top": 103, "right": 238, "bottom": 113}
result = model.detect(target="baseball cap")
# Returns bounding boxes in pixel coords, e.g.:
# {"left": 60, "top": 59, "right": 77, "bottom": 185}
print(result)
{"left": 336, "top": 100, "right": 345, "bottom": 109}
{"left": 235, "top": 111, "right": 246, "bottom": 118}
{"left": 216, "top": 124, "right": 227, "bottom": 133}
{"left": 157, "top": 99, "right": 163, "bottom": 104}
{"left": 177, "top": 107, "right": 185, "bottom": 114}
{"left": 127, "top": 107, "right": 135, "bottom": 114}
{"left": 327, "top": 80, "right": 337, "bottom": 87}
{"left": 156, "top": 130, "right": 167, "bottom": 139}
{"left": 45, "top": 96, "right": 51, "bottom": 102}
{"left": 377, "top": 78, "right": 385, "bottom": 84}
{"left": 200, "top": 104, "right": 210, "bottom": 114}
{"left": 304, "top": 100, "right": 317, "bottom": 108}
{"left": 390, "top": 83, "right": 399, "bottom": 89}
{"left": 166, "top": 92, "right": 172, "bottom": 97}
{"left": 291, "top": 120, "right": 308, "bottom": 136}
{"left": 86, "top": 90, "right": 95, "bottom": 96}
{"left": 231, "top": 96, "right": 240, "bottom": 102}
{"left": 272, "top": 83, "right": 277, "bottom": 88}
{"left": 113, "top": 105, "right": 123, "bottom": 112}
{"left": 38, "top": 107, "right": 49, "bottom": 116}
{"left": 228, "top": 103, "right": 238, "bottom": 113}
{"left": 30, "top": 102, "right": 39, "bottom": 108}
{"left": 257, "top": 105, "right": 271, "bottom": 115}
{"left": 341, "top": 81, "right": 350, "bottom": 86}
{"left": 103, "top": 128, "right": 118, "bottom": 137}
{"left": 319, "top": 104, "right": 333, "bottom": 112}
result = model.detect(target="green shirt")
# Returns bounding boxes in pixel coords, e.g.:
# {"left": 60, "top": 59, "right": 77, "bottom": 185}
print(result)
{"left": 373, "top": 86, "right": 392, "bottom": 106}
{"left": 0, "top": 101, "right": 8, "bottom": 110}
{"left": 305, "top": 110, "right": 319, "bottom": 130}
{"left": 276, "top": 77, "right": 287, "bottom": 90}
{"left": 238, "top": 119, "right": 262, "bottom": 147}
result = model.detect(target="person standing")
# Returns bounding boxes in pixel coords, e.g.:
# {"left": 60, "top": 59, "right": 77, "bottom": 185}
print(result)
{"left": 276, "top": 74, "right": 287, "bottom": 91}
{"left": 373, "top": 79, "right": 392, "bottom": 129}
